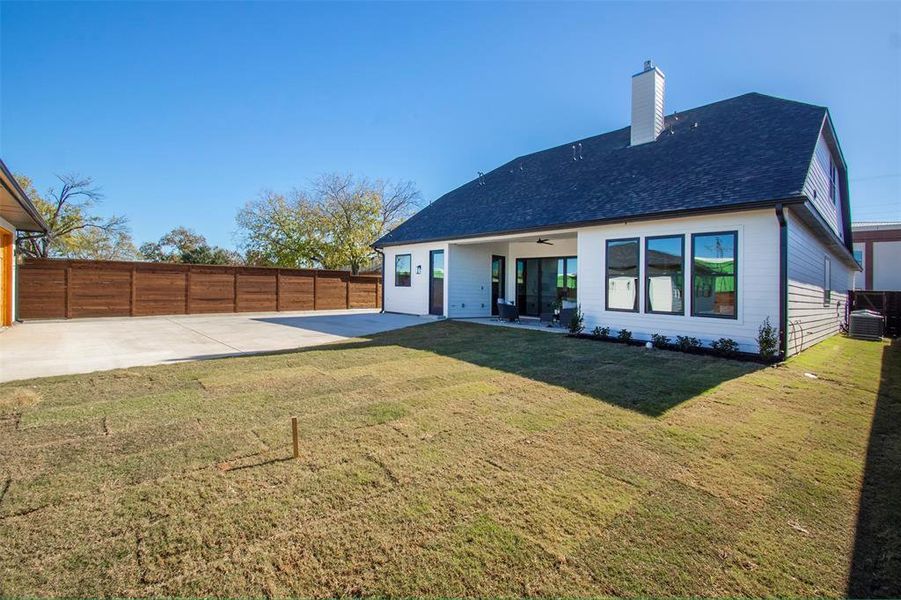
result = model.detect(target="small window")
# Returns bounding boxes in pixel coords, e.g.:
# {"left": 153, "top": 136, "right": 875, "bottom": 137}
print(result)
{"left": 823, "top": 257, "right": 832, "bottom": 305}
{"left": 646, "top": 235, "right": 684, "bottom": 314}
{"left": 606, "top": 238, "right": 639, "bottom": 312}
{"left": 829, "top": 161, "right": 839, "bottom": 205}
{"left": 395, "top": 254, "right": 411, "bottom": 287}
{"left": 692, "top": 231, "right": 737, "bottom": 319}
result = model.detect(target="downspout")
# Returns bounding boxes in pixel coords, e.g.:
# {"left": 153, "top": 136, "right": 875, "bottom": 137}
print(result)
{"left": 775, "top": 204, "right": 788, "bottom": 359}
{"left": 374, "top": 248, "right": 385, "bottom": 313}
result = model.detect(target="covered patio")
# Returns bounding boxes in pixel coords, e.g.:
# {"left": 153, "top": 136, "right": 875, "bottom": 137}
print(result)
{"left": 445, "top": 230, "right": 578, "bottom": 320}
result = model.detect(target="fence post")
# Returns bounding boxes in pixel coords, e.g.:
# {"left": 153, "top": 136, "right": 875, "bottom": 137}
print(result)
{"left": 130, "top": 265, "right": 136, "bottom": 317}
{"left": 275, "top": 269, "right": 281, "bottom": 312}
{"left": 313, "top": 270, "right": 318, "bottom": 310}
{"left": 233, "top": 267, "right": 239, "bottom": 312}
{"left": 65, "top": 264, "right": 72, "bottom": 319}
{"left": 345, "top": 273, "right": 351, "bottom": 309}
{"left": 185, "top": 268, "right": 192, "bottom": 314}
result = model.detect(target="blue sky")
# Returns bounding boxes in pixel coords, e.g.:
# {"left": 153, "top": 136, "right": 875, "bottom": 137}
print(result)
{"left": 2, "top": 1, "right": 899, "bottom": 250}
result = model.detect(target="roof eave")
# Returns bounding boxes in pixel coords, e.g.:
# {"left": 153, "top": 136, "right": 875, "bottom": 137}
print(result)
{"left": 373, "top": 197, "right": 808, "bottom": 248}
{"left": 0, "top": 159, "right": 48, "bottom": 233}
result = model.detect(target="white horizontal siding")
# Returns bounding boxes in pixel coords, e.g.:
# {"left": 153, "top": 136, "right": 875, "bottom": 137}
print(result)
{"left": 446, "top": 243, "right": 502, "bottom": 318}
{"left": 803, "top": 131, "right": 844, "bottom": 241}
{"left": 786, "top": 209, "right": 852, "bottom": 355}
{"left": 578, "top": 210, "right": 780, "bottom": 353}
{"left": 382, "top": 242, "right": 448, "bottom": 316}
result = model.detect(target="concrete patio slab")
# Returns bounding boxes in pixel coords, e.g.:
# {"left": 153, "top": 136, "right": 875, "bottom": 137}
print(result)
{"left": 0, "top": 309, "right": 433, "bottom": 383}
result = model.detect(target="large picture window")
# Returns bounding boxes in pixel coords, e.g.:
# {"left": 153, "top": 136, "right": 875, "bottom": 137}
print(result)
{"left": 645, "top": 235, "right": 684, "bottom": 314}
{"left": 606, "top": 238, "right": 639, "bottom": 312}
{"left": 394, "top": 254, "right": 411, "bottom": 287}
{"left": 691, "top": 232, "right": 737, "bottom": 318}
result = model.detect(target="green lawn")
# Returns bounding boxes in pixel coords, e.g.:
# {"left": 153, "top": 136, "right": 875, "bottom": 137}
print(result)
{"left": 0, "top": 321, "right": 897, "bottom": 598}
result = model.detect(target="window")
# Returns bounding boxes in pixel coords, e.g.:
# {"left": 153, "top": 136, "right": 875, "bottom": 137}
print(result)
{"left": 515, "top": 256, "right": 576, "bottom": 316}
{"left": 556, "top": 257, "right": 578, "bottom": 304}
{"left": 606, "top": 238, "right": 639, "bottom": 312}
{"left": 823, "top": 256, "right": 832, "bottom": 305}
{"left": 645, "top": 235, "right": 684, "bottom": 314}
{"left": 394, "top": 254, "right": 411, "bottom": 287}
{"left": 691, "top": 232, "right": 737, "bottom": 319}
{"left": 829, "top": 161, "right": 839, "bottom": 205}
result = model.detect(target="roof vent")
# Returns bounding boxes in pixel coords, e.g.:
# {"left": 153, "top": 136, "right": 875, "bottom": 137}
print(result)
{"left": 630, "top": 60, "right": 666, "bottom": 146}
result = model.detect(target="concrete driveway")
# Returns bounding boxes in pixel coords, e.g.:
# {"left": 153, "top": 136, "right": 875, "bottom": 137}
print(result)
{"left": 0, "top": 309, "right": 433, "bottom": 383}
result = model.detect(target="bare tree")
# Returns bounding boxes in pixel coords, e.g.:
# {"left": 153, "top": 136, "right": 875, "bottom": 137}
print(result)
{"left": 16, "top": 174, "right": 131, "bottom": 259}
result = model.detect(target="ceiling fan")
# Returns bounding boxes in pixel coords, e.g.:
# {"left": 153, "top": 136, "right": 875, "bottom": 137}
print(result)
{"left": 536, "top": 238, "right": 554, "bottom": 245}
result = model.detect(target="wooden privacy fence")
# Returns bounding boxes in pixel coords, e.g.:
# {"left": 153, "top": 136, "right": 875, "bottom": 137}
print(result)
{"left": 18, "top": 258, "right": 382, "bottom": 320}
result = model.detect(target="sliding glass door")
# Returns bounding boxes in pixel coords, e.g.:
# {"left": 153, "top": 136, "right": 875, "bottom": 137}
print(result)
{"left": 515, "top": 256, "right": 577, "bottom": 316}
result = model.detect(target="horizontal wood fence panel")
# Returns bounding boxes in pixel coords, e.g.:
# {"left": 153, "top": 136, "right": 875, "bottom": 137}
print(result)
{"left": 278, "top": 271, "right": 316, "bottom": 311}
{"left": 18, "top": 259, "right": 381, "bottom": 320}
{"left": 17, "top": 262, "right": 66, "bottom": 319}
{"left": 135, "top": 269, "right": 187, "bottom": 316}
{"left": 70, "top": 267, "right": 131, "bottom": 318}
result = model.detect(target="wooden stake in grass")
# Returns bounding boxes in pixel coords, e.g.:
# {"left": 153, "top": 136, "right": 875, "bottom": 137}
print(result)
{"left": 291, "top": 416, "right": 299, "bottom": 459}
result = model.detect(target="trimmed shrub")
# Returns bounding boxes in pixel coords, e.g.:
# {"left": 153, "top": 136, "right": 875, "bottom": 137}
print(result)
{"left": 617, "top": 328, "right": 632, "bottom": 343}
{"left": 568, "top": 305, "right": 585, "bottom": 335}
{"left": 711, "top": 337, "right": 740, "bottom": 358}
{"left": 650, "top": 333, "right": 670, "bottom": 349}
{"left": 676, "top": 335, "right": 702, "bottom": 353}
{"left": 592, "top": 326, "right": 610, "bottom": 339}
{"left": 757, "top": 317, "right": 779, "bottom": 360}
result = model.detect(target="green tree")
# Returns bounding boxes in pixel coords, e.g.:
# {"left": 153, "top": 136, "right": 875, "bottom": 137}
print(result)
{"left": 15, "top": 174, "right": 135, "bottom": 260}
{"left": 139, "top": 226, "right": 241, "bottom": 265}
{"left": 237, "top": 174, "right": 420, "bottom": 274}
{"left": 236, "top": 191, "right": 326, "bottom": 268}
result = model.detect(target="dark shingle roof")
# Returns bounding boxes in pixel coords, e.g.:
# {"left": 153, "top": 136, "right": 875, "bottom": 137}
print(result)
{"left": 375, "top": 93, "right": 826, "bottom": 247}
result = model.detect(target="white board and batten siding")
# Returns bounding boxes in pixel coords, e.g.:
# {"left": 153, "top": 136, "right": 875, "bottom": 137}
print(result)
{"left": 382, "top": 242, "right": 448, "bottom": 316}
{"left": 578, "top": 209, "right": 780, "bottom": 353}
{"left": 803, "top": 131, "right": 845, "bottom": 241}
{"left": 786, "top": 209, "right": 853, "bottom": 355}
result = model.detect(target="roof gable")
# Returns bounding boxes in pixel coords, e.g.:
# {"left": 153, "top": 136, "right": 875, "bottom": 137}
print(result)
{"left": 376, "top": 93, "right": 827, "bottom": 247}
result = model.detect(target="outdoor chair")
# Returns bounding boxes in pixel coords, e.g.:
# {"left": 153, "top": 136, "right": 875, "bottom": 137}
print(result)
{"left": 498, "top": 303, "right": 520, "bottom": 322}
{"left": 539, "top": 312, "right": 556, "bottom": 326}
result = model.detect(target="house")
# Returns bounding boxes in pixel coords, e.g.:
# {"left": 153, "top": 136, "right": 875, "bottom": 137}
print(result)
{"left": 0, "top": 159, "right": 47, "bottom": 327}
{"left": 852, "top": 222, "right": 901, "bottom": 290}
{"left": 374, "top": 62, "right": 858, "bottom": 358}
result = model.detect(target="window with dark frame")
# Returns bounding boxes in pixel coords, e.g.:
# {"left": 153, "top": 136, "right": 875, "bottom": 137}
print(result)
{"left": 645, "top": 235, "right": 684, "bottom": 314}
{"left": 823, "top": 256, "right": 832, "bottom": 306}
{"left": 606, "top": 238, "right": 640, "bottom": 312}
{"left": 829, "top": 161, "right": 839, "bottom": 206}
{"left": 691, "top": 231, "right": 737, "bottom": 319}
{"left": 394, "top": 254, "right": 411, "bottom": 287}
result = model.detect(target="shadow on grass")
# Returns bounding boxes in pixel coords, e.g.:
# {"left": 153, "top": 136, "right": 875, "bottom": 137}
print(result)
{"left": 236, "top": 320, "right": 760, "bottom": 417}
{"left": 171, "top": 320, "right": 761, "bottom": 416}
{"left": 848, "top": 338, "right": 901, "bottom": 598}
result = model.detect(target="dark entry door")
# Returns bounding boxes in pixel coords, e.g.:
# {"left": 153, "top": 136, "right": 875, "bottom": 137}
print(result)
{"left": 491, "top": 255, "right": 505, "bottom": 315}
{"left": 429, "top": 250, "right": 445, "bottom": 316}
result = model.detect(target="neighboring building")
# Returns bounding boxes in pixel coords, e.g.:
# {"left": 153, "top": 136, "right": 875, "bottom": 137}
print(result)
{"left": 0, "top": 159, "right": 47, "bottom": 327}
{"left": 374, "top": 62, "right": 859, "bottom": 358}
{"left": 852, "top": 222, "right": 901, "bottom": 290}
